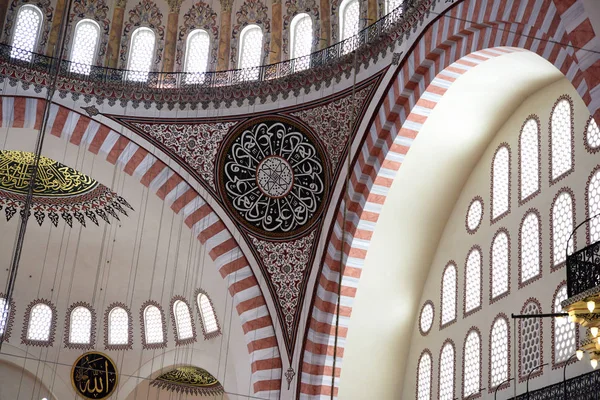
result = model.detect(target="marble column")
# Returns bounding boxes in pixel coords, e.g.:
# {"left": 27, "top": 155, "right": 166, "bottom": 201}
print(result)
{"left": 45, "top": 0, "right": 66, "bottom": 56}
{"left": 163, "top": 0, "right": 183, "bottom": 72}
{"left": 0, "top": 0, "right": 10, "bottom": 37}
{"left": 320, "top": 0, "right": 330, "bottom": 49}
{"left": 269, "top": 0, "right": 282, "bottom": 63}
{"left": 217, "top": 0, "right": 233, "bottom": 71}
{"left": 106, "top": 0, "right": 127, "bottom": 68}
{"left": 368, "top": 0, "right": 377, "bottom": 25}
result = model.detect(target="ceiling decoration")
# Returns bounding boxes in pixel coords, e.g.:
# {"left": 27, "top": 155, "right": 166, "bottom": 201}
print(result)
{"left": 218, "top": 117, "right": 328, "bottom": 239}
{"left": 150, "top": 366, "right": 224, "bottom": 396}
{"left": 0, "top": 151, "right": 133, "bottom": 226}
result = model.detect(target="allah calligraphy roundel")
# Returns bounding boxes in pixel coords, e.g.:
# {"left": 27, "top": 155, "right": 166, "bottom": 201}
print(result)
{"left": 71, "top": 352, "right": 118, "bottom": 399}
{"left": 219, "top": 116, "right": 328, "bottom": 239}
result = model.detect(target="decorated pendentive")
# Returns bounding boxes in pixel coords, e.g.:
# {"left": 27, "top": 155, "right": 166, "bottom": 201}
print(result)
{"left": 151, "top": 366, "right": 224, "bottom": 396}
{"left": 0, "top": 151, "right": 133, "bottom": 227}
{"left": 218, "top": 116, "right": 328, "bottom": 239}
{"left": 71, "top": 351, "right": 118, "bottom": 399}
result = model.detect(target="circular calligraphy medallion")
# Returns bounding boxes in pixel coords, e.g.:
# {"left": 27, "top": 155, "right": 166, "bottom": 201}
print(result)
{"left": 219, "top": 117, "right": 328, "bottom": 238}
{"left": 71, "top": 352, "right": 118, "bottom": 399}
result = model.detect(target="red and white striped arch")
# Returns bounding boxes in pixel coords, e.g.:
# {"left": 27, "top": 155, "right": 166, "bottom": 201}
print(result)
{"left": 301, "top": 0, "right": 600, "bottom": 397}
{"left": 0, "top": 96, "right": 282, "bottom": 398}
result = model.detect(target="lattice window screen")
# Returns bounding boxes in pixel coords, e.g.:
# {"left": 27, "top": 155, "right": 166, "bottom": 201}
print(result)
{"left": 69, "top": 306, "right": 92, "bottom": 344}
{"left": 184, "top": 29, "right": 210, "bottom": 82}
{"left": 492, "top": 146, "right": 510, "bottom": 219}
{"left": 520, "top": 301, "right": 541, "bottom": 378}
{"left": 553, "top": 285, "right": 576, "bottom": 364}
{"left": 27, "top": 303, "right": 52, "bottom": 341}
{"left": 127, "top": 27, "right": 156, "bottom": 82}
{"left": 589, "top": 170, "right": 600, "bottom": 243}
{"left": 441, "top": 264, "right": 456, "bottom": 326}
{"left": 491, "top": 231, "right": 509, "bottom": 299}
{"left": 174, "top": 300, "right": 194, "bottom": 340}
{"left": 552, "top": 191, "right": 574, "bottom": 266}
{"left": 239, "top": 24, "right": 263, "bottom": 80}
{"left": 490, "top": 317, "right": 508, "bottom": 388}
{"left": 465, "top": 248, "right": 481, "bottom": 313}
{"left": 291, "top": 14, "right": 312, "bottom": 59}
{"left": 551, "top": 99, "right": 573, "bottom": 180}
{"left": 0, "top": 298, "right": 8, "bottom": 337}
{"left": 420, "top": 303, "right": 433, "bottom": 333}
{"left": 108, "top": 307, "right": 129, "bottom": 345}
{"left": 386, "top": 0, "right": 403, "bottom": 13}
{"left": 463, "top": 330, "right": 481, "bottom": 397}
{"left": 439, "top": 343, "right": 454, "bottom": 400}
{"left": 70, "top": 20, "right": 100, "bottom": 75}
{"left": 520, "top": 118, "right": 539, "bottom": 201}
{"left": 144, "top": 305, "right": 164, "bottom": 344}
{"left": 521, "top": 212, "right": 540, "bottom": 283}
{"left": 587, "top": 118, "right": 600, "bottom": 150}
{"left": 467, "top": 199, "right": 483, "bottom": 232}
{"left": 417, "top": 352, "right": 431, "bottom": 400}
{"left": 10, "top": 5, "right": 42, "bottom": 61}
{"left": 198, "top": 294, "right": 218, "bottom": 334}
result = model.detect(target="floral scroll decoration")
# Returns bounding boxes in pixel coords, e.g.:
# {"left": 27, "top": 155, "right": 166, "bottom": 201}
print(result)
{"left": 151, "top": 366, "right": 224, "bottom": 396}
{"left": 219, "top": 117, "right": 328, "bottom": 239}
{"left": 230, "top": 0, "right": 271, "bottom": 67}
{"left": 3, "top": 0, "right": 54, "bottom": 53}
{"left": 176, "top": 1, "right": 219, "bottom": 71}
{"left": 65, "top": 0, "right": 111, "bottom": 66}
{"left": 0, "top": 151, "right": 133, "bottom": 227}
{"left": 282, "top": 0, "right": 320, "bottom": 56}
{"left": 118, "top": 0, "right": 165, "bottom": 68}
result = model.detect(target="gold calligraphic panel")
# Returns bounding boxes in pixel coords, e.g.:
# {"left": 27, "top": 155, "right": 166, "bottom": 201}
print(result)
{"left": 71, "top": 352, "right": 118, "bottom": 399}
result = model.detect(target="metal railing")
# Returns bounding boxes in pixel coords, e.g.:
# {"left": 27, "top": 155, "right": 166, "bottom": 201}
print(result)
{"left": 510, "top": 367, "right": 600, "bottom": 399}
{"left": 566, "top": 214, "right": 600, "bottom": 298}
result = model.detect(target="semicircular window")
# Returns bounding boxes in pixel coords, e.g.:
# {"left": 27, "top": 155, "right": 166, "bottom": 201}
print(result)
{"left": 0, "top": 150, "right": 132, "bottom": 226}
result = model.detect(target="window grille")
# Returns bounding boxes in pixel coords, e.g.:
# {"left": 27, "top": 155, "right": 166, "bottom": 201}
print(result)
{"left": 198, "top": 293, "right": 219, "bottom": 336}
{"left": 184, "top": 29, "right": 210, "bottom": 83}
{"left": 0, "top": 297, "right": 8, "bottom": 337}
{"left": 127, "top": 27, "right": 156, "bottom": 82}
{"left": 520, "top": 300, "right": 542, "bottom": 380}
{"left": 69, "top": 19, "right": 100, "bottom": 75}
{"left": 520, "top": 212, "right": 541, "bottom": 284}
{"left": 490, "top": 317, "right": 509, "bottom": 388}
{"left": 108, "top": 307, "right": 129, "bottom": 345}
{"left": 520, "top": 118, "right": 539, "bottom": 201}
{"left": 173, "top": 300, "right": 194, "bottom": 340}
{"left": 491, "top": 230, "right": 509, "bottom": 300}
{"left": 586, "top": 118, "right": 600, "bottom": 151}
{"left": 417, "top": 351, "right": 432, "bottom": 400}
{"left": 553, "top": 284, "right": 576, "bottom": 365}
{"left": 492, "top": 145, "right": 510, "bottom": 220}
{"left": 386, "top": 0, "right": 403, "bottom": 13}
{"left": 27, "top": 303, "right": 52, "bottom": 341}
{"left": 441, "top": 263, "right": 456, "bottom": 327}
{"left": 290, "top": 13, "right": 312, "bottom": 71}
{"left": 465, "top": 248, "right": 481, "bottom": 314}
{"left": 466, "top": 198, "right": 483, "bottom": 232}
{"left": 439, "top": 342, "right": 455, "bottom": 400}
{"left": 552, "top": 191, "right": 574, "bottom": 267}
{"left": 10, "top": 5, "right": 43, "bottom": 62}
{"left": 238, "top": 24, "right": 263, "bottom": 81}
{"left": 463, "top": 330, "right": 481, "bottom": 398}
{"left": 420, "top": 302, "right": 433, "bottom": 334}
{"left": 69, "top": 306, "right": 92, "bottom": 344}
{"left": 589, "top": 169, "right": 600, "bottom": 243}
{"left": 340, "top": 0, "right": 359, "bottom": 54}
{"left": 550, "top": 98, "right": 573, "bottom": 181}
{"left": 143, "top": 305, "right": 164, "bottom": 344}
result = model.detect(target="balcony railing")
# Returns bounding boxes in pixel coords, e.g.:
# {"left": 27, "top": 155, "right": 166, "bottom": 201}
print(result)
{"left": 510, "top": 367, "right": 600, "bottom": 399}
{"left": 566, "top": 213, "right": 600, "bottom": 298}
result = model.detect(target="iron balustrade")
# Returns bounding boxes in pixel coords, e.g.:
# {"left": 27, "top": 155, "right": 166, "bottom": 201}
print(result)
{"left": 566, "top": 214, "right": 600, "bottom": 298}
{"left": 510, "top": 368, "right": 600, "bottom": 399}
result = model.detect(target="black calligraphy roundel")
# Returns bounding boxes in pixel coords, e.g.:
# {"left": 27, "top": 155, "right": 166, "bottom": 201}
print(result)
{"left": 219, "top": 116, "right": 328, "bottom": 238}
{"left": 71, "top": 352, "right": 118, "bottom": 399}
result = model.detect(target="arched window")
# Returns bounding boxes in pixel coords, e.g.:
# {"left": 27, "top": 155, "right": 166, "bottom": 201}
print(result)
{"left": 464, "top": 246, "right": 481, "bottom": 316}
{"left": 66, "top": 303, "right": 94, "bottom": 348}
{"left": 172, "top": 298, "right": 195, "bottom": 345}
{"left": 550, "top": 97, "right": 574, "bottom": 182}
{"left": 438, "top": 340, "right": 455, "bottom": 400}
{"left": 462, "top": 328, "right": 481, "bottom": 398}
{"left": 440, "top": 262, "right": 456, "bottom": 328}
{"left": 196, "top": 290, "right": 221, "bottom": 339}
{"left": 492, "top": 144, "right": 510, "bottom": 222}
{"left": 238, "top": 24, "right": 263, "bottom": 80}
{"left": 491, "top": 229, "right": 510, "bottom": 302}
{"left": 552, "top": 283, "right": 576, "bottom": 366}
{"left": 184, "top": 29, "right": 210, "bottom": 82}
{"left": 551, "top": 190, "right": 574, "bottom": 269}
{"left": 23, "top": 300, "right": 56, "bottom": 346}
{"left": 290, "top": 13, "right": 312, "bottom": 71}
{"left": 69, "top": 19, "right": 100, "bottom": 75}
{"left": 141, "top": 302, "right": 166, "bottom": 348}
{"left": 588, "top": 167, "right": 600, "bottom": 243}
{"left": 386, "top": 0, "right": 403, "bottom": 13}
{"left": 126, "top": 27, "right": 156, "bottom": 82}
{"left": 490, "top": 315, "right": 509, "bottom": 390}
{"left": 0, "top": 296, "right": 14, "bottom": 341}
{"left": 585, "top": 117, "right": 600, "bottom": 152}
{"left": 519, "top": 210, "right": 541, "bottom": 286}
{"left": 106, "top": 305, "right": 131, "bottom": 349}
{"left": 519, "top": 117, "right": 540, "bottom": 202}
{"left": 416, "top": 350, "right": 432, "bottom": 400}
{"left": 10, "top": 5, "right": 43, "bottom": 61}
{"left": 519, "top": 299, "right": 543, "bottom": 381}
{"left": 340, "top": 0, "right": 359, "bottom": 54}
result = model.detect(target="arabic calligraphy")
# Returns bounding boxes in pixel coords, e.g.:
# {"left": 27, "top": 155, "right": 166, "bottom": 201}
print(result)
{"left": 71, "top": 352, "right": 118, "bottom": 399}
{"left": 151, "top": 366, "right": 224, "bottom": 396}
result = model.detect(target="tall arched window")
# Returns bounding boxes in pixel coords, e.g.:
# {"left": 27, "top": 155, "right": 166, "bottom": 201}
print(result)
{"left": 519, "top": 117, "right": 540, "bottom": 203}
{"left": 196, "top": 290, "right": 221, "bottom": 339}
{"left": 440, "top": 262, "right": 456, "bottom": 328}
{"left": 416, "top": 350, "right": 432, "bottom": 400}
{"left": 126, "top": 27, "right": 156, "bottom": 82}
{"left": 519, "top": 210, "right": 541, "bottom": 286}
{"left": 491, "top": 144, "right": 510, "bottom": 222}
{"left": 550, "top": 97, "right": 574, "bottom": 182}
{"left": 290, "top": 13, "right": 312, "bottom": 71}
{"left": 386, "top": 0, "right": 403, "bottom": 13}
{"left": 238, "top": 24, "right": 263, "bottom": 81}
{"left": 552, "top": 283, "right": 576, "bottom": 366}
{"left": 23, "top": 300, "right": 56, "bottom": 346}
{"left": 438, "top": 340, "right": 455, "bottom": 400}
{"left": 184, "top": 29, "right": 210, "bottom": 83}
{"left": 491, "top": 229, "right": 509, "bottom": 302}
{"left": 519, "top": 299, "right": 543, "bottom": 381}
{"left": 106, "top": 304, "right": 131, "bottom": 349}
{"left": 464, "top": 246, "right": 481, "bottom": 316}
{"left": 69, "top": 19, "right": 100, "bottom": 75}
{"left": 462, "top": 328, "right": 481, "bottom": 398}
{"left": 551, "top": 189, "right": 574, "bottom": 269}
{"left": 10, "top": 5, "right": 43, "bottom": 61}
{"left": 585, "top": 117, "right": 600, "bottom": 152}
{"left": 66, "top": 303, "right": 94, "bottom": 348}
{"left": 141, "top": 302, "right": 166, "bottom": 348}
{"left": 172, "top": 298, "right": 195, "bottom": 345}
{"left": 0, "top": 296, "right": 14, "bottom": 341}
{"left": 340, "top": 0, "right": 359, "bottom": 54}
{"left": 490, "top": 315, "right": 509, "bottom": 390}
{"left": 588, "top": 167, "right": 600, "bottom": 243}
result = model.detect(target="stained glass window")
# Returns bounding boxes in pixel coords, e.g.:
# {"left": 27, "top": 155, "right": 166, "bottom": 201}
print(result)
{"left": 173, "top": 300, "right": 194, "bottom": 341}
{"left": 552, "top": 191, "right": 574, "bottom": 267}
{"left": 184, "top": 29, "right": 210, "bottom": 83}
{"left": 27, "top": 303, "right": 52, "bottom": 342}
{"left": 108, "top": 307, "right": 129, "bottom": 345}
{"left": 491, "top": 230, "right": 509, "bottom": 300}
{"left": 492, "top": 145, "right": 510, "bottom": 220}
{"left": 520, "top": 118, "right": 539, "bottom": 201}
{"left": 439, "top": 342, "right": 454, "bottom": 400}
{"left": 490, "top": 317, "right": 509, "bottom": 388}
{"left": 589, "top": 169, "right": 600, "bottom": 243}
{"left": 553, "top": 284, "right": 576, "bottom": 365}
{"left": 69, "top": 306, "right": 92, "bottom": 344}
{"left": 441, "top": 263, "right": 456, "bottom": 327}
{"left": 550, "top": 98, "right": 573, "bottom": 181}
{"left": 238, "top": 24, "right": 263, "bottom": 80}
{"left": 127, "top": 27, "right": 156, "bottom": 82}
{"left": 10, "top": 5, "right": 43, "bottom": 62}
{"left": 198, "top": 293, "right": 219, "bottom": 335}
{"left": 463, "top": 330, "right": 481, "bottom": 398}
{"left": 417, "top": 351, "right": 432, "bottom": 400}
{"left": 520, "top": 212, "right": 540, "bottom": 283}
{"left": 143, "top": 305, "right": 164, "bottom": 344}
{"left": 69, "top": 19, "right": 100, "bottom": 75}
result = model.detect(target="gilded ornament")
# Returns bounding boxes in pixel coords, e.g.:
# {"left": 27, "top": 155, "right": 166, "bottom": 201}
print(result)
{"left": 71, "top": 352, "right": 118, "bottom": 399}
{"left": 151, "top": 366, "right": 224, "bottom": 396}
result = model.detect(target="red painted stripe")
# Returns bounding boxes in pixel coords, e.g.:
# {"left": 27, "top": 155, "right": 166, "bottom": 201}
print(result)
{"left": 13, "top": 97, "right": 26, "bottom": 128}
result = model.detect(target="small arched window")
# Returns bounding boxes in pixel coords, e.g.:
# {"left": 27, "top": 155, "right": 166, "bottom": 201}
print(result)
{"left": 519, "top": 210, "right": 541, "bottom": 286}
{"left": 551, "top": 190, "right": 574, "bottom": 269}
{"left": 585, "top": 117, "right": 600, "bottom": 152}
{"left": 23, "top": 300, "right": 56, "bottom": 346}
{"left": 69, "top": 19, "right": 100, "bottom": 75}
{"left": 440, "top": 262, "right": 456, "bottom": 328}
{"left": 141, "top": 302, "right": 166, "bottom": 348}
{"left": 290, "top": 13, "right": 312, "bottom": 71}
{"left": 552, "top": 283, "right": 576, "bottom": 367}
{"left": 491, "top": 144, "right": 510, "bottom": 221}
{"left": 386, "top": 0, "right": 403, "bottom": 13}
{"left": 184, "top": 29, "right": 210, "bottom": 82}
{"left": 66, "top": 304, "right": 94, "bottom": 348}
{"left": 462, "top": 328, "right": 481, "bottom": 398}
{"left": 464, "top": 246, "right": 481, "bottom": 316}
{"left": 588, "top": 167, "right": 600, "bottom": 243}
{"left": 519, "top": 299, "right": 543, "bottom": 381}
{"left": 491, "top": 229, "right": 510, "bottom": 302}
{"left": 0, "top": 296, "right": 14, "bottom": 341}
{"left": 106, "top": 305, "right": 131, "bottom": 349}
{"left": 126, "top": 27, "right": 156, "bottom": 82}
{"left": 238, "top": 24, "right": 263, "bottom": 80}
{"left": 519, "top": 117, "right": 540, "bottom": 202}
{"left": 172, "top": 298, "right": 195, "bottom": 345}
{"left": 416, "top": 350, "right": 432, "bottom": 400}
{"left": 10, "top": 5, "right": 43, "bottom": 61}
{"left": 550, "top": 97, "right": 574, "bottom": 182}
{"left": 490, "top": 315, "right": 509, "bottom": 390}
{"left": 196, "top": 290, "right": 221, "bottom": 339}
{"left": 438, "top": 340, "right": 455, "bottom": 400}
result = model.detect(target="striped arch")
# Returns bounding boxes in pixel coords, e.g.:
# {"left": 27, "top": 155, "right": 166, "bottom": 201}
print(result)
{"left": 301, "top": 0, "right": 599, "bottom": 397}
{"left": 0, "top": 96, "right": 282, "bottom": 398}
